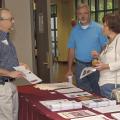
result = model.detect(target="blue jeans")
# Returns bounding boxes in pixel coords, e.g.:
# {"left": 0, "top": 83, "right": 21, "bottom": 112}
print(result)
{"left": 75, "top": 62, "right": 100, "bottom": 95}
{"left": 100, "top": 84, "right": 120, "bottom": 99}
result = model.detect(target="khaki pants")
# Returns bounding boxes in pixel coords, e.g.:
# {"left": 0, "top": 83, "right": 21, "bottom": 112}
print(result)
{"left": 0, "top": 82, "right": 18, "bottom": 120}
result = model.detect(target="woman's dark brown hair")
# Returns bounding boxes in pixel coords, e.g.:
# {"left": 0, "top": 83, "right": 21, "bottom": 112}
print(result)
{"left": 102, "top": 13, "right": 120, "bottom": 33}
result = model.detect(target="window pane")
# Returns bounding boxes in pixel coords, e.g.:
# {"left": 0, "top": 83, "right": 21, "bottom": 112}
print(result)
{"left": 51, "top": 18, "right": 54, "bottom": 29}
{"left": 106, "top": 11, "right": 112, "bottom": 14}
{"left": 91, "top": 13, "right": 95, "bottom": 21}
{"left": 51, "top": 31, "right": 54, "bottom": 42}
{"left": 56, "top": 31, "right": 58, "bottom": 40}
{"left": 77, "top": 0, "right": 82, "bottom": 4}
{"left": 55, "top": 17, "right": 57, "bottom": 29}
{"left": 99, "top": 0, "right": 104, "bottom": 10}
{"left": 107, "top": 0, "right": 112, "bottom": 9}
{"left": 98, "top": 12, "right": 104, "bottom": 23}
{"left": 114, "top": 0, "right": 119, "bottom": 9}
{"left": 91, "top": 0, "right": 95, "bottom": 11}
{"left": 51, "top": 5, "right": 56, "bottom": 14}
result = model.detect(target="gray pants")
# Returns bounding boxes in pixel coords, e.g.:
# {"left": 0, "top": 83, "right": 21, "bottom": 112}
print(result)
{"left": 0, "top": 82, "right": 18, "bottom": 120}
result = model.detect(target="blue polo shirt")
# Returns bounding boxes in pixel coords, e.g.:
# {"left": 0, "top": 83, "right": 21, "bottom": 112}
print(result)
{"left": 0, "top": 31, "right": 19, "bottom": 82}
{"left": 67, "top": 21, "right": 107, "bottom": 62}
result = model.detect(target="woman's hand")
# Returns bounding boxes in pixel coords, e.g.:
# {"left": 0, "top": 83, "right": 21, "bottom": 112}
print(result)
{"left": 94, "top": 61, "right": 109, "bottom": 71}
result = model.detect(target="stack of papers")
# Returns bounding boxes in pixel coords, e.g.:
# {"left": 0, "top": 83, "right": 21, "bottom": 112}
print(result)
{"left": 14, "top": 66, "right": 42, "bottom": 84}
{"left": 71, "top": 115, "right": 114, "bottom": 120}
{"left": 81, "top": 98, "right": 116, "bottom": 108}
{"left": 76, "top": 95, "right": 100, "bottom": 101}
{"left": 111, "top": 112, "right": 120, "bottom": 120}
{"left": 58, "top": 110, "right": 96, "bottom": 119}
{"left": 34, "top": 82, "right": 76, "bottom": 90}
{"left": 56, "top": 87, "right": 83, "bottom": 94}
{"left": 40, "top": 99, "right": 82, "bottom": 111}
{"left": 64, "top": 92, "right": 92, "bottom": 98}
{"left": 93, "top": 105, "right": 120, "bottom": 113}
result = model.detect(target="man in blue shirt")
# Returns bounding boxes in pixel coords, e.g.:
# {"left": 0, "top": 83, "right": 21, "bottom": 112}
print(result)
{"left": 66, "top": 4, "right": 107, "bottom": 95}
{"left": 0, "top": 8, "right": 27, "bottom": 120}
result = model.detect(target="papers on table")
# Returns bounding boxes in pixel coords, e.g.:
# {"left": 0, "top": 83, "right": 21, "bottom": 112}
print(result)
{"left": 58, "top": 110, "right": 96, "bottom": 119}
{"left": 56, "top": 87, "right": 83, "bottom": 94}
{"left": 76, "top": 95, "right": 100, "bottom": 101}
{"left": 40, "top": 99, "right": 82, "bottom": 111}
{"left": 13, "top": 66, "right": 42, "bottom": 84}
{"left": 71, "top": 115, "right": 114, "bottom": 120}
{"left": 93, "top": 105, "right": 120, "bottom": 113}
{"left": 80, "top": 67, "right": 96, "bottom": 79}
{"left": 81, "top": 98, "right": 116, "bottom": 108}
{"left": 64, "top": 92, "right": 92, "bottom": 98}
{"left": 111, "top": 112, "right": 120, "bottom": 120}
{"left": 34, "top": 82, "right": 76, "bottom": 90}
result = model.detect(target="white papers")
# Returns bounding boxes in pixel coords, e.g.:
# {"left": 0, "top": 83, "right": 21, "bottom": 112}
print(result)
{"left": 40, "top": 99, "right": 82, "bottom": 111}
{"left": 64, "top": 92, "right": 92, "bottom": 98}
{"left": 58, "top": 110, "right": 96, "bottom": 119}
{"left": 80, "top": 67, "right": 96, "bottom": 79}
{"left": 111, "top": 112, "right": 120, "bottom": 120}
{"left": 56, "top": 87, "right": 83, "bottom": 94}
{"left": 13, "top": 66, "right": 42, "bottom": 84}
{"left": 34, "top": 82, "right": 76, "bottom": 90}
{"left": 93, "top": 105, "right": 120, "bottom": 113}
{"left": 81, "top": 98, "right": 116, "bottom": 108}
{"left": 71, "top": 115, "right": 114, "bottom": 120}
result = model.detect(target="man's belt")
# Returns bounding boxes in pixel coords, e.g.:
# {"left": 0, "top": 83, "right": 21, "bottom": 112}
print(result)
{"left": 75, "top": 59, "right": 92, "bottom": 65}
{"left": 0, "top": 78, "right": 15, "bottom": 85}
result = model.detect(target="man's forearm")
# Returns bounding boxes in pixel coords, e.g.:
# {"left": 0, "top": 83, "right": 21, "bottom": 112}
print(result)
{"left": 0, "top": 69, "right": 11, "bottom": 77}
{"left": 68, "top": 48, "right": 75, "bottom": 71}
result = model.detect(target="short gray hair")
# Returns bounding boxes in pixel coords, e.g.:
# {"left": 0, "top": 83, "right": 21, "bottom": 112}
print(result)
{"left": 0, "top": 8, "right": 10, "bottom": 18}
{"left": 77, "top": 3, "right": 90, "bottom": 12}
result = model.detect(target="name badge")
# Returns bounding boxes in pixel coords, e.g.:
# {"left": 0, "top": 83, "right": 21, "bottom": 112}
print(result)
{"left": 1, "top": 39, "right": 9, "bottom": 45}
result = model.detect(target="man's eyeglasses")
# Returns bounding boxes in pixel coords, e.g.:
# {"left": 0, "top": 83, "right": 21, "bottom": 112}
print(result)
{"left": 0, "top": 17, "right": 14, "bottom": 21}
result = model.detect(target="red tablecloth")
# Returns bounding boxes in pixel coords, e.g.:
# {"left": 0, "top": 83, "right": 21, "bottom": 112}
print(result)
{"left": 18, "top": 85, "right": 115, "bottom": 120}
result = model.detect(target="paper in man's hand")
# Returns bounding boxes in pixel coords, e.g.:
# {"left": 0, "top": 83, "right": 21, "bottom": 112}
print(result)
{"left": 13, "top": 66, "right": 42, "bottom": 84}
{"left": 80, "top": 67, "right": 96, "bottom": 79}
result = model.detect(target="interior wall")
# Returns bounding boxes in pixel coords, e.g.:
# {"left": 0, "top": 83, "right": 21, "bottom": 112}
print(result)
{"left": 4, "top": 0, "right": 36, "bottom": 71}
{"left": 57, "top": 0, "right": 74, "bottom": 61}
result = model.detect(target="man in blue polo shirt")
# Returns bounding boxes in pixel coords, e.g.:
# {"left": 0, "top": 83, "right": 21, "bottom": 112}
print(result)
{"left": 66, "top": 3, "right": 107, "bottom": 95}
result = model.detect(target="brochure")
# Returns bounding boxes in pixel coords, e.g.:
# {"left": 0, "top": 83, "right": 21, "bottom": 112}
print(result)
{"left": 81, "top": 98, "right": 116, "bottom": 108}
{"left": 34, "top": 82, "right": 76, "bottom": 90}
{"left": 64, "top": 91, "right": 92, "bottom": 98}
{"left": 93, "top": 105, "right": 120, "bottom": 113}
{"left": 76, "top": 95, "right": 100, "bottom": 101}
{"left": 13, "top": 66, "right": 42, "bottom": 84}
{"left": 56, "top": 87, "right": 83, "bottom": 94}
{"left": 111, "top": 112, "right": 120, "bottom": 120}
{"left": 71, "top": 114, "right": 114, "bottom": 120}
{"left": 58, "top": 110, "right": 96, "bottom": 119}
{"left": 40, "top": 99, "right": 82, "bottom": 111}
{"left": 80, "top": 67, "right": 96, "bottom": 79}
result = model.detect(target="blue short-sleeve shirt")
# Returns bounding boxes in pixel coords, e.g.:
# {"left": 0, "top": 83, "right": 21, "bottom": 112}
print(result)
{"left": 67, "top": 21, "right": 107, "bottom": 62}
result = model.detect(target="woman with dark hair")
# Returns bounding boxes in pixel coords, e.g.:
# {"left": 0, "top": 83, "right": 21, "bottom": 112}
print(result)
{"left": 92, "top": 13, "right": 120, "bottom": 99}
